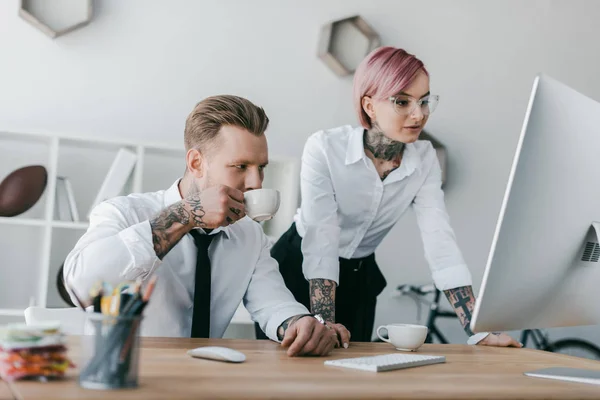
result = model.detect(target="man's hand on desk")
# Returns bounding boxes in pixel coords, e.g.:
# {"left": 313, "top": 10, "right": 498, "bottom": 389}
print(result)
{"left": 477, "top": 332, "right": 523, "bottom": 348}
{"left": 278, "top": 315, "right": 344, "bottom": 357}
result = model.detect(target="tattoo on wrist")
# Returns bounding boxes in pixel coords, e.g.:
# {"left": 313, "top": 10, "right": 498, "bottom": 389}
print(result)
{"left": 150, "top": 201, "right": 192, "bottom": 259}
{"left": 364, "top": 125, "right": 405, "bottom": 161}
{"left": 310, "top": 279, "right": 336, "bottom": 323}
{"left": 443, "top": 286, "right": 476, "bottom": 336}
{"left": 277, "top": 314, "right": 306, "bottom": 340}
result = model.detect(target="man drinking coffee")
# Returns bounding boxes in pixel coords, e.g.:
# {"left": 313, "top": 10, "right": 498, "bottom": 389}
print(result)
{"left": 63, "top": 95, "right": 350, "bottom": 357}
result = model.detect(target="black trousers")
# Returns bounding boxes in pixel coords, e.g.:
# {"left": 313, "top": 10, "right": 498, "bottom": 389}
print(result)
{"left": 255, "top": 223, "right": 387, "bottom": 342}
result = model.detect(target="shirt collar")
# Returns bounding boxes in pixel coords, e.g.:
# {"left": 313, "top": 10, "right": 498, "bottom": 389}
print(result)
{"left": 164, "top": 179, "right": 230, "bottom": 238}
{"left": 401, "top": 142, "right": 422, "bottom": 175}
{"left": 345, "top": 126, "right": 367, "bottom": 165}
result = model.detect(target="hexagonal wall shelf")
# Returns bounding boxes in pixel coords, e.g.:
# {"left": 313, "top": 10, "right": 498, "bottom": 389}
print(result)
{"left": 19, "top": 0, "right": 93, "bottom": 39}
{"left": 318, "top": 15, "right": 380, "bottom": 77}
{"left": 420, "top": 131, "right": 448, "bottom": 187}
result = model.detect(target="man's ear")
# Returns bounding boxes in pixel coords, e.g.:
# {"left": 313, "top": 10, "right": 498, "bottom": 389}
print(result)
{"left": 186, "top": 148, "right": 204, "bottom": 178}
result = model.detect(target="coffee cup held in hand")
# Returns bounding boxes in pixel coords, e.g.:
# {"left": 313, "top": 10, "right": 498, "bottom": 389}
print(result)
{"left": 243, "top": 189, "right": 281, "bottom": 222}
{"left": 376, "top": 324, "right": 428, "bottom": 352}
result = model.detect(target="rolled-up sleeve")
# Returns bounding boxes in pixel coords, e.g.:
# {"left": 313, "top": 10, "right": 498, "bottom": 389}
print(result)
{"left": 298, "top": 134, "right": 342, "bottom": 284}
{"left": 412, "top": 144, "right": 472, "bottom": 290}
{"left": 63, "top": 200, "right": 162, "bottom": 302}
{"left": 244, "top": 232, "right": 309, "bottom": 342}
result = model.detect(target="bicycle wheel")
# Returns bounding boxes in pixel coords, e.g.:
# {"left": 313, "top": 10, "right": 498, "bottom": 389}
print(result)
{"left": 546, "top": 339, "right": 600, "bottom": 361}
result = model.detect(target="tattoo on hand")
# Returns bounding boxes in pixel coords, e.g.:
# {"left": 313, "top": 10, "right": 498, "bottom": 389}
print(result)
{"left": 186, "top": 194, "right": 206, "bottom": 227}
{"left": 150, "top": 202, "right": 191, "bottom": 259}
{"left": 364, "top": 124, "right": 405, "bottom": 161}
{"left": 443, "top": 286, "right": 476, "bottom": 336}
{"left": 310, "top": 279, "right": 336, "bottom": 323}
{"left": 230, "top": 207, "right": 241, "bottom": 216}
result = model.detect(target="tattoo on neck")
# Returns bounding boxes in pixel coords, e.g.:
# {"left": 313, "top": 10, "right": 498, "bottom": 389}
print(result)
{"left": 309, "top": 279, "right": 336, "bottom": 323}
{"left": 364, "top": 126, "right": 405, "bottom": 161}
{"left": 443, "top": 286, "right": 476, "bottom": 336}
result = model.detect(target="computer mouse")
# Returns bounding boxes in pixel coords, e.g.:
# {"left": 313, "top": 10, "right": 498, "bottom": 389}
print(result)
{"left": 187, "top": 346, "right": 246, "bottom": 363}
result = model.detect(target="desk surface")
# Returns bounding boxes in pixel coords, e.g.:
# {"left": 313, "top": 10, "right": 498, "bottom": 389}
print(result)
{"left": 2, "top": 337, "right": 600, "bottom": 399}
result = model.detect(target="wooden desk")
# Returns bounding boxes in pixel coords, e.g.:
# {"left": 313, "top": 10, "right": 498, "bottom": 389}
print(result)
{"left": 2, "top": 337, "right": 600, "bottom": 399}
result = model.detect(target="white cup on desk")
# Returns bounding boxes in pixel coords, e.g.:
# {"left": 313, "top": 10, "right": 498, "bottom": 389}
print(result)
{"left": 243, "top": 189, "right": 281, "bottom": 222}
{"left": 376, "top": 323, "right": 428, "bottom": 352}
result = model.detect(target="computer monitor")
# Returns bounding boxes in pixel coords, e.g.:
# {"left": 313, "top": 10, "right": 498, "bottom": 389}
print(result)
{"left": 471, "top": 74, "right": 600, "bottom": 334}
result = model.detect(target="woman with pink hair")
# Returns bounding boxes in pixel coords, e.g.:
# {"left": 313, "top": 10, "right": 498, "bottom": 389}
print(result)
{"left": 257, "top": 47, "right": 521, "bottom": 349}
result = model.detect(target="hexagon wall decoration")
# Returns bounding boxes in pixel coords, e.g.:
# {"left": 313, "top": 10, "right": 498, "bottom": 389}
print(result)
{"left": 318, "top": 15, "right": 380, "bottom": 77}
{"left": 19, "top": 0, "right": 93, "bottom": 39}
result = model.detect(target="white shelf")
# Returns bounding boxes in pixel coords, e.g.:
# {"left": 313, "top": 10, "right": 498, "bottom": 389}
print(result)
{"left": 0, "top": 309, "right": 25, "bottom": 317}
{"left": 0, "top": 218, "right": 90, "bottom": 230}
{"left": 0, "top": 130, "right": 300, "bottom": 333}
{"left": 52, "top": 221, "right": 89, "bottom": 230}
{"left": 0, "top": 217, "right": 46, "bottom": 227}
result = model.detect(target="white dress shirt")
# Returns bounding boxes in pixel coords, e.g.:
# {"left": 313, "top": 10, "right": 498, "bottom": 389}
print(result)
{"left": 64, "top": 180, "right": 308, "bottom": 340}
{"left": 293, "top": 125, "right": 472, "bottom": 291}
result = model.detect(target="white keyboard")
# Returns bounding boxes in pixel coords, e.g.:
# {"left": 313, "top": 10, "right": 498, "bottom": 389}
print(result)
{"left": 324, "top": 353, "right": 446, "bottom": 372}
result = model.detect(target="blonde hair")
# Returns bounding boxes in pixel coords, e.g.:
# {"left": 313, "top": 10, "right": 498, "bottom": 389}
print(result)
{"left": 184, "top": 95, "right": 269, "bottom": 151}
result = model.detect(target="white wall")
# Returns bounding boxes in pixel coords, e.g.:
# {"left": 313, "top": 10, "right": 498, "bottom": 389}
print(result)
{"left": 2, "top": 0, "right": 600, "bottom": 343}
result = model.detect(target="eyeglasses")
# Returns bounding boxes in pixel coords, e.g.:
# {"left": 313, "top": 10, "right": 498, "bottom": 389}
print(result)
{"left": 388, "top": 94, "right": 440, "bottom": 116}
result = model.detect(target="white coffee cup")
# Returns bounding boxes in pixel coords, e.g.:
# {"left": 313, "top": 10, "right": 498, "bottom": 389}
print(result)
{"left": 243, "top": 188, "right": 281, "bottom": 222}
{"left": 376, "top": 323, "right": 428, "bottom": 352}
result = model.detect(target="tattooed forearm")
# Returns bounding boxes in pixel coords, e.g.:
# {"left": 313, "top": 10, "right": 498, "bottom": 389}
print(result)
{"left": 443, "top": 286, "right": 476, "bottom": 336}
{"left": 150, "top": 201, "right": 191, "bottom": 259}
{"left": 150, "top": 194, "right": 207, "bottom": 260}
{"left": 309, "top": 279, "right": 336, "bottom": 323}
{"left": 364, "top": 124, "right": 405, "bottom": 161}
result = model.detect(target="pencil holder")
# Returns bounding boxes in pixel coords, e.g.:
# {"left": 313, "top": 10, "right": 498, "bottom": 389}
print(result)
{"left": 78, "top": 313, "right": 142, "bottom": 390}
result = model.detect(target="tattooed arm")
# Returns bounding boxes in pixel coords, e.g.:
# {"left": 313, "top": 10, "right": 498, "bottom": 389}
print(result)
{"left": 150, "top": 195, "right": 204, "bottom": 259}
{"left": 309, "top": 279, "right": 337, "bottom": 323}
{"left": 443, "top": 286, "right": 476, "bottom": 336}
{"left": 444, "top": 286, "right": 522, "bottom": 347}
{"left": 307, "top": 279, "right": 351, "bottom": 348}
{"left": 274, "top": 279, "right": 351, "bottom": 349}
{"left": 150, "top": 184, "right": 246, "bottom": 260}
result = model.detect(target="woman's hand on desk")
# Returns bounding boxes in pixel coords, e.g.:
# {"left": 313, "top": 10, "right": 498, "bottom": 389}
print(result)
{"left": 478, "top": 332, "right": 523, "bottom": 348}
{"left": 325, "top": 322, "right": 351, "bottom": 349}
{"left": 280, "top": 315, "right": 340, "bottom": 357}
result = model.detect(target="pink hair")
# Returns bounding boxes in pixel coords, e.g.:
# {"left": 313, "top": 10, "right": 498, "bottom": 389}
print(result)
{"left": 353, "top": 47, "right": 428, "bottom": 129}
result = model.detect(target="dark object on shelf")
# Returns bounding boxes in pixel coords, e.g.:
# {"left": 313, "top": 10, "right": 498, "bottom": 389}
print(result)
{"left": 57, "top": 262, "right": 76, "bottom": 307}
{"left": 0, "top": 165, "right": 48, "bottom": 217}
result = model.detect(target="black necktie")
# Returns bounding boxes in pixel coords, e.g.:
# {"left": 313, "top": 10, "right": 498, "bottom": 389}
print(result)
{"left": 189, "top": 230, "right": 215, "bottom": 338}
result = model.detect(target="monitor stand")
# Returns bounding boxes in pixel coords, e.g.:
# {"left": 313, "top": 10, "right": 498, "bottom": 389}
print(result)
{"left": 524, "top": 222, "right": 600, "bottom": 384}
{"left": 525, "top": 367, "right": 600, "bottom": 385}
